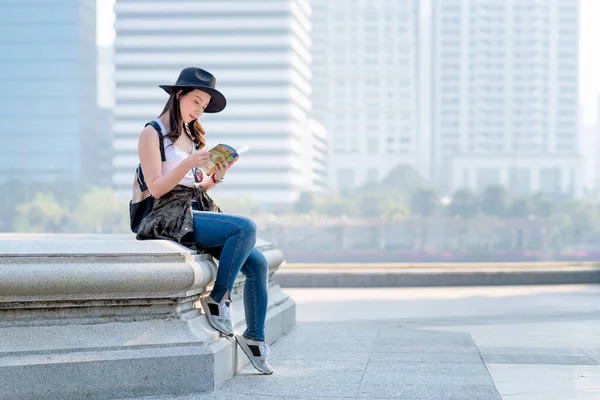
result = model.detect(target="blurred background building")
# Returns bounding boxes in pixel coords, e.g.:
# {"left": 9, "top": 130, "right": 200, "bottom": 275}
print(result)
{"left": 0, "top": 0, "right": 109, "bottom": 186}
{"left": 311, "top": 0, "right": 426, "bottom": 192}
{"left": 0, "top": 0, "right": 586, "bottom": 199}
{"left": 431, "top": 0, "right": 582, "bottom": 196}
{"left": 112, "top": 0, "right": 323, "bottom": 205}
{"left": 302, "top": 119, "right": 329, "bottom": 193}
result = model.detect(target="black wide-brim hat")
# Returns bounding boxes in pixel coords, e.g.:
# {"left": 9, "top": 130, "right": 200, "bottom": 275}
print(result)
{"left": 159, "top": 67, "right": 227, "bottom": 113}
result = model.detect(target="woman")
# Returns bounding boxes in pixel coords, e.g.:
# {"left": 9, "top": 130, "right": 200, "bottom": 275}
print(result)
{"left": 136, "top": 67, "right": 273, "bottom": 375}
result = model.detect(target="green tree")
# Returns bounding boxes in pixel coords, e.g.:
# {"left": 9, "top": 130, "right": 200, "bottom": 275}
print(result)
{"left": 0, "top": 178, "right": 91, "bottom": 232}
{"left": 534, "top": 199, "right": 556, "bottom": 218}
{"left": 379, "top": 164, "right": 426, "bottom": 198}
{"left": 561, "top": 198, "right": 599, "bottom": 244}
{"left": 385, "top": 201, "right": 409, "bottom": 219}
{"left": 69, "top": 187, "right": 129, "bottom": 233}
{"left": 358, "top": 192, "right": 407, "bottom": 218}
{"left": 410, "top": 188, "right": 437, "bottom": 217}
{"left": 293, "top": 191, "right": 316, "bottom": 214}
{"left": 316, "top": 195, "right": 359, "bottom": 217}
{"left": 13, "top": 193, "right": 66, "bottom": 233}
{"left": 480, "top": 185, "right": 508, "bottom": 216}
{"left": 0, "top": 180, "right": 30, "bottom": 231}
{"left": 215, "top": 195, "right": 264, "bottom": 216}
{"left": 527, "top": 192, "right": 557, "bottom": 218}
{"left": 506, "top": 198, "right": 533, "bottom": 218}
{"left": 447, "top": 188, "right": 478, "bottom": 217}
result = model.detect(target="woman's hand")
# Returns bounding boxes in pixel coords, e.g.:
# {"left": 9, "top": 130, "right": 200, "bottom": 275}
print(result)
{"left": 185, "top": 150, "right": 211, "bottom": 169}
{"left": 212, "top": 156, "right": 239, "bottom": 181}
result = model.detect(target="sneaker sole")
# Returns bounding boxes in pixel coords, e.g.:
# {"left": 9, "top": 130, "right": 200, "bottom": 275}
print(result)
{"left": 200, "top": 298, "right": 234, "bottom": 337}
{"left": 235, "top": 335, "right": 274, "bottom": 375}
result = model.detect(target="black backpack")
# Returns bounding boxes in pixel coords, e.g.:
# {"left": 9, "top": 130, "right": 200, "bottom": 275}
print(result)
{"left": 129, "top": 121, "right": 166, "bottom": 233}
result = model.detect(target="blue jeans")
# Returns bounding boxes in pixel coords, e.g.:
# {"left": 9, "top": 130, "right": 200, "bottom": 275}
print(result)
{"left": 192, "top": 211, "right": 269, "bottom": 341}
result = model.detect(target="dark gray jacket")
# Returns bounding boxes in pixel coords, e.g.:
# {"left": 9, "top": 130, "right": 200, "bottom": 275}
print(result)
{"left": 136, "top": 184, "right": 221, "bottom": 246}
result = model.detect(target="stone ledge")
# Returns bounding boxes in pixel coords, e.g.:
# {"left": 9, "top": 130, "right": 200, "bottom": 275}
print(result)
{"left": 1, "top": 236, "right": 283, "bottom": 305}
{"left": 273, "top": 265, "right": 600, "bottom": 287}
{"left": 0, "top": 235, "right": 295, "bottom": 399}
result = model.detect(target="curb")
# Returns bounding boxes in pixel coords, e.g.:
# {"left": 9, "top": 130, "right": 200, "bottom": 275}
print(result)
{"left": 272, "top": 266, "right": 600, "bottom": 287}
{"left": 279, "top": 261, "right": 600, "bottom": 269}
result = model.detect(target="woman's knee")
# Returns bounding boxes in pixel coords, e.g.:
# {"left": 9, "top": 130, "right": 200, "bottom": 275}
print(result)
{"left": 191, "top": 212, "right": 256, "bottom": 246}
{"left": 243, "top": 249, "right": 269, "bottom": 277}
{"left": 232, "top": 215, "right": 257, "bottom": 237}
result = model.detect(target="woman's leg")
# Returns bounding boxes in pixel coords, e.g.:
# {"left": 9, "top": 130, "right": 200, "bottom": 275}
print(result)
{"left": 192, "top": 211, "right": 258, "bottom": 303}
{"left": 237, "top": 251, "right": 274, "bottom": 376}
{"left": 203, "top": 246, "right": 269, "bottom": 341}
{"left": 240, "top": 248, "right": 269, "bottom": 342}
{"left": 207, "top": 246, "right": 273, "bottom": 374}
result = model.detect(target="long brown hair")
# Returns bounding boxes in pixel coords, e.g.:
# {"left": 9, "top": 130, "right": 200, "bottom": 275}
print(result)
{"left": 159, "top": 88, "right": 206, "bottom": 150}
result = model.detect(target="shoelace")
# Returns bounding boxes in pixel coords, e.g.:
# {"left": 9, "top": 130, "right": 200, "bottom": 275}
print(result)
{"left": 258, "top": 342, "right": 271, "bottom": 358}
{"left": 222, "top": 302, "right": 232, "bottom": 319}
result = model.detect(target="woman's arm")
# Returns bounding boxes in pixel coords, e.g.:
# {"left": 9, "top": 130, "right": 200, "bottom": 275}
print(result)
{"left": 199, "top": 176, "right": 218, "bottom": 191}
{"left": 198, "top": 156, "right": 239, "bottom": 191}
{"left": 138, "top": 126, "right": 209, "bottom": 198}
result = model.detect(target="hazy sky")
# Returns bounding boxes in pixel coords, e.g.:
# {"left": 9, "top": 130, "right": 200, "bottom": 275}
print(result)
{"left": 96, "top": 0, "right": 600, "bottom": 125}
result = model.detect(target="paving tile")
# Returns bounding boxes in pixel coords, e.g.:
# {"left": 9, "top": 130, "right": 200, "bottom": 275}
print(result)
{"left": 356, "top": 383, "right": 501, "bottom": 400}
{"left": 482, "top": 353, "right": 597, "bottom": 365}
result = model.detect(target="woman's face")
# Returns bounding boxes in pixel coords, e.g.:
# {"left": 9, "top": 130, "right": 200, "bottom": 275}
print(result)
{"left": 178, "top": 89, "right": 211, "bottom": 123}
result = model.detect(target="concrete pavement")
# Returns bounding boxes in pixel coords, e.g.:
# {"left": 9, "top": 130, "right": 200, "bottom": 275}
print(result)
{"left": 128, "top": 285, "right": 600, "bottom": 400}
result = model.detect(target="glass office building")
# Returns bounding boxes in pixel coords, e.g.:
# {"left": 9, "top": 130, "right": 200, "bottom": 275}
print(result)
{"left": 0, "top": 0, "right": 100, "bottom": 184}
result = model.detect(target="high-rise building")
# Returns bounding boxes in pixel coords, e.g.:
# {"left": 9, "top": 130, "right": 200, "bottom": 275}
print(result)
{"left": 302, "top": 119, "right": 329, "bottom": 193}
{"left": 432, "top": 0, "right": 581, "bottom": 196}
{"left": 311, "top": 0, "right": 424, "bottom": 191}
{"left": 98, "top": 46, "right": 115, "bottom": 109}
{"left": 113, "top": 0, "right": 325, "bottom": 205}
{"left": 95, "top": 46, "right": 116, "bottom": 188}
{"left": 592, "top": 94, "right": 600, "bottom": 195}
{"left": 0, "top": 0, "right": 98, "bottom": 184}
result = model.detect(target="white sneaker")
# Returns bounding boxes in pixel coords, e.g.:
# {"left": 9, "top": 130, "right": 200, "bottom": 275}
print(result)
{"left": 235, "top": 334, "right": 274, "bottom": 375}
{"left": 200, "top": 296, "right": 234, "bottom": 337}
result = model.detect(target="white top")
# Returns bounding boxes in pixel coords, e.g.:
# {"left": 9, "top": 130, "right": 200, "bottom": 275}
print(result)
{"left": 153, "top": 118, "right": 196, "bottom": 187}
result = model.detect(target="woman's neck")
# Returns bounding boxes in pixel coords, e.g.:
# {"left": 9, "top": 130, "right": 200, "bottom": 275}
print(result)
{"left": 160, "top": 114, "right": 186, "bottom": 132}
{"left": 159, "top": 114, "right": 170, "bottom": 128}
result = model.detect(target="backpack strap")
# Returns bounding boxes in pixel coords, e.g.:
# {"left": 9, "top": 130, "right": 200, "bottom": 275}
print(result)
{"left": 137, "top": 164, "right": 148, "bottom": 192}
{"left": 145, "top": 120, "right": 166, "bottom": 162}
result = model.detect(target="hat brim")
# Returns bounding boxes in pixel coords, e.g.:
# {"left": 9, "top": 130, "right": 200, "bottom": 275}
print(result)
{"left": 159, "top": 85, "right": 227, "bottom": 113}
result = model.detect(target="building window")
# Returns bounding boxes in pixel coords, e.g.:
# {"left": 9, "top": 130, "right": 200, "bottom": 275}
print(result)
{"left": 539, "top": 168, "right": 561, "bottom": 195}
{"left": 337, "top": 168, "right": 355, "bottom": 189}
{"left": 509, "top": 168, "right": 531, "bottom": 196}
{"left": 477, "top": 168, "right": 500, "bottom": 191}
{"left": 366, "top": 137, "right": 379, "bottom": 153}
